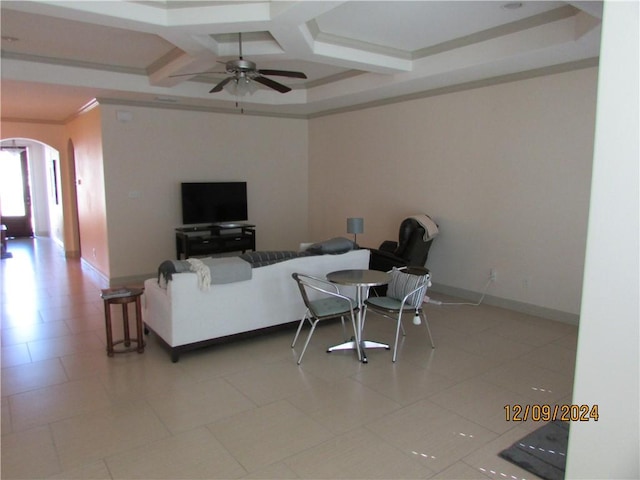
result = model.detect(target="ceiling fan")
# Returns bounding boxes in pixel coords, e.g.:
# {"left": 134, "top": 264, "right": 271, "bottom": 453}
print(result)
{"left": 172, "top": 33, "right": 307, "bottom": 94}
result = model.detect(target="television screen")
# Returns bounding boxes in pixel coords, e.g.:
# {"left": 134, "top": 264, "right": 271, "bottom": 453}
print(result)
{"left": 181, "top": 182, "right": 248, "bottom": 225}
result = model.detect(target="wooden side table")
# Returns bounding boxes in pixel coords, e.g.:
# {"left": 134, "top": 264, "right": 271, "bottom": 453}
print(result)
{"left": 101, "top": 287, "right": 145, "bottom": 356}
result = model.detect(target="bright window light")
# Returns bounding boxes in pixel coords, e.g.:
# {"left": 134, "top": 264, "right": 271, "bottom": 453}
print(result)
{"left": 0, "top": 149, "right": 26, "bottom": 216}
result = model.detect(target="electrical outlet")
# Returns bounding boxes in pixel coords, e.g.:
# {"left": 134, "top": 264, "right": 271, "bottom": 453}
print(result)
{"left": 489, "top": 268, "right": 497, "bottom": 281}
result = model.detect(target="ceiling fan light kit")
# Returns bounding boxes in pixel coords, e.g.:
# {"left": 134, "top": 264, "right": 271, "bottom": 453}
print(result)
{"left": 225, "top": 76, "right": 258, "bottom": 97}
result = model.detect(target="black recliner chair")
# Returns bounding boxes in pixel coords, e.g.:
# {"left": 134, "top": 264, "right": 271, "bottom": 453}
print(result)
{"left": 369, "top": 216, "right": 438, "bottom": 273}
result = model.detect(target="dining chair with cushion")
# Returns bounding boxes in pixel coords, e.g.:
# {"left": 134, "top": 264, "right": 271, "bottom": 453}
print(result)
{"left": 291, "top": 273, "right": 361, "bottom": 364}
{"left": 363, "top": 266, "right": 434, "bottom": 362}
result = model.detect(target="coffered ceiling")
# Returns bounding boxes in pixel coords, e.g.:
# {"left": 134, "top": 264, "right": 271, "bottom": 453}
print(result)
{"left": 0, "top": 1, "right": 602, "bottom": 122}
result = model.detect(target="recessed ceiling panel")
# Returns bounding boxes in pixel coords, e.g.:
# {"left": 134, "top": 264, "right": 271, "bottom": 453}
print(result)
{"left": 315, "top": 1, "right": 566, "bottom": 52}
{"left": 0, "top": 8, "right": 176, "bottom": 69}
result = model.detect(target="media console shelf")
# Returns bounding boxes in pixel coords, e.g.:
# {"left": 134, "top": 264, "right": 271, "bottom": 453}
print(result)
{"left": 175, "top": 223, "right": 256, "bottom": 259}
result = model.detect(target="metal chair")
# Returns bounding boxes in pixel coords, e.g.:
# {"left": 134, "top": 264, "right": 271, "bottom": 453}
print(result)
{"left": 363, "top": 266, "right": 435, "bottom": 362}
{"left": 291, "top": 273, "right": 360, "bottom": 364}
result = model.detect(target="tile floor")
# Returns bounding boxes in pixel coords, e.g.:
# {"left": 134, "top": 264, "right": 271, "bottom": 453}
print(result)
{"left": 1, "top": 237, "right": 578, "bottom": 479}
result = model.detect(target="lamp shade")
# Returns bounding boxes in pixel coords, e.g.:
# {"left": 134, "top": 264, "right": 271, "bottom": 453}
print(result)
{"left": 347, "top": 217, "right": 364, "bottom": 235}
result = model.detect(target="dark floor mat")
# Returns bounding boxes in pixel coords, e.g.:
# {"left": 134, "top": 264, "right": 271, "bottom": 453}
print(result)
{"left": 499, "top": 420, "right": 569, "bottom": 480}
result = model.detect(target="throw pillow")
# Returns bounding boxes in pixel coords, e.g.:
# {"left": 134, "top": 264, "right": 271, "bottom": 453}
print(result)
{"left": 387, "top": 267, "right": 428, "bottom": 308}
{"left": 306, "top": 237, "right": 357, "bottom": 255}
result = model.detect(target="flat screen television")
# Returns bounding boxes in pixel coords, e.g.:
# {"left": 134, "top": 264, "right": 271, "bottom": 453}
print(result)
{"left": 181, "top": 182, "right": 248, "bottom": 225}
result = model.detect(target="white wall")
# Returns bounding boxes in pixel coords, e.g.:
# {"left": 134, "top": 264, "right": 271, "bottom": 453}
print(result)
{"left": 32, "top": 142, "right": 62, "bottom": 241}
{"left": 309, "top": 67, "right": 597, "bottom": 319}
{"left": 26, "top": 142, "right": 51, "bottom": 237}
{"left": 566, "top": 1, "right": 639, "bottom": 477}
{"left": 99, "top": 105, "right": 308, "bottom": 282}
{"left": 47, "top": 146, "right": 64, "bottom": 247}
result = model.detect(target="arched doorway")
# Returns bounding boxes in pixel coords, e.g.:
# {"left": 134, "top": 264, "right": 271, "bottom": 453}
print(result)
{"left": 0, "top": 138, "right": 69, "bottom": 251}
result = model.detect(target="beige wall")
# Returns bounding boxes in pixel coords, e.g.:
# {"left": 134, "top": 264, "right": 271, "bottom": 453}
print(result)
{"left": 309, "top": 67, "right": 598, "bottom": 319}
{"left": 98, "top": 105, "right": 308, "bottom": 282}
{"left": 2, "top": 67, "right": 597, "bottom": 319}
{"left": 0, "top": 121, "right": 66, "bottom": 153}
{"left": 66, "top": 107, "right": 109, "bottom": 276}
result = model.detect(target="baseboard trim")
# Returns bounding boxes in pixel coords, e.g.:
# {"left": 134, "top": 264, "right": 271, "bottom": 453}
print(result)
{"left": 430, "top": 282, "right": 580, "bottom": 325}
{"left": 79, "top": 257, "right": 110, "bottom": 286}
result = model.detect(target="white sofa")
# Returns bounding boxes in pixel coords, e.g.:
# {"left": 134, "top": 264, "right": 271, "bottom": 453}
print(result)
{"left": 143, "top": 249, "right": 370, "bottom": 361}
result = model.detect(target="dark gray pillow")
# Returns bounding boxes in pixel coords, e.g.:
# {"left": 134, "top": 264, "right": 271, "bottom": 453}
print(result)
{"left": 306, "top": 237, "right": 357, "bottom": 254}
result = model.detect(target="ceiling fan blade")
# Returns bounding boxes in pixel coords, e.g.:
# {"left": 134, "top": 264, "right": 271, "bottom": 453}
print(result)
{"left": 210, "top": 77, "right": 233, "bottom": 93}
{"left": 258, "top": 69, "right": 307, "bottom": 79}
{"left": 169, "top": 71, "right": 224, "bottom": 78}
{"left": 253, "top": 75, "right": 292, "bottom": 93}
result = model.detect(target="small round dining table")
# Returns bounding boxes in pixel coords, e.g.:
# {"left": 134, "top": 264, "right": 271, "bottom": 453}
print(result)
{"left": 326, "top": 269, "right": 391, "bottom": 363}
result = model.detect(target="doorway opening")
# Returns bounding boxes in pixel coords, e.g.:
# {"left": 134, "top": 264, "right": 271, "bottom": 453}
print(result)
{"left": 0, "top": 139, "right": 65, "bottom": 259}
{"left": 0, "top": 147, "right": 33, "bottom": 238}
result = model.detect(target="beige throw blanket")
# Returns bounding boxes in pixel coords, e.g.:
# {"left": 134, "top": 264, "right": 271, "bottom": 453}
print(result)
{"left": 410, "top": 214, "right": 439, "bottom": 240}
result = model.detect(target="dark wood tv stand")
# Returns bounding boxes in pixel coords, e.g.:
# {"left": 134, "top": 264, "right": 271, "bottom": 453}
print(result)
{"left": 175, "top": 223, "right": 256, "bottom": 259}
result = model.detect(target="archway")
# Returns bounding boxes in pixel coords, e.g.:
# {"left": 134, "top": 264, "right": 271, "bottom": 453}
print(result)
{"left": 0, "top": 136, "right": 80, "bottom": 258}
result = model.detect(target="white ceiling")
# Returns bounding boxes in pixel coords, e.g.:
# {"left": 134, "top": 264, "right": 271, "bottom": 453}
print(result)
{"left": 0, "top": 1, "right": 602, "bottom": 122}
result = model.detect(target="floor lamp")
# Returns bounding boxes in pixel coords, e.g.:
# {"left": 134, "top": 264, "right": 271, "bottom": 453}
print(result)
{"left": 347, "top": 217, "right": 364, "bottom": 244}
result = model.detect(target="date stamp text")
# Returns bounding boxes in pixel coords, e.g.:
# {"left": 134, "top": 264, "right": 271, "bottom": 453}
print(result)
{"left": 505, "top": 404, "right": 599, "bottom": 422}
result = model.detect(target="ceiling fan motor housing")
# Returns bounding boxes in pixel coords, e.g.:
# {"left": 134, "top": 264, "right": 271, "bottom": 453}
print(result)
{"left": 227, "top": 59, "right": 257, "bottom": 74}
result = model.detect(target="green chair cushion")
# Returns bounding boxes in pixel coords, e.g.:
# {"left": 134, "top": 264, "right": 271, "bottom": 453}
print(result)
{"left": 309, "top": 297, "right": 356, "bottom": 318}
{"left": 366, "top": 296, "right": 415, "bottom": 312}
